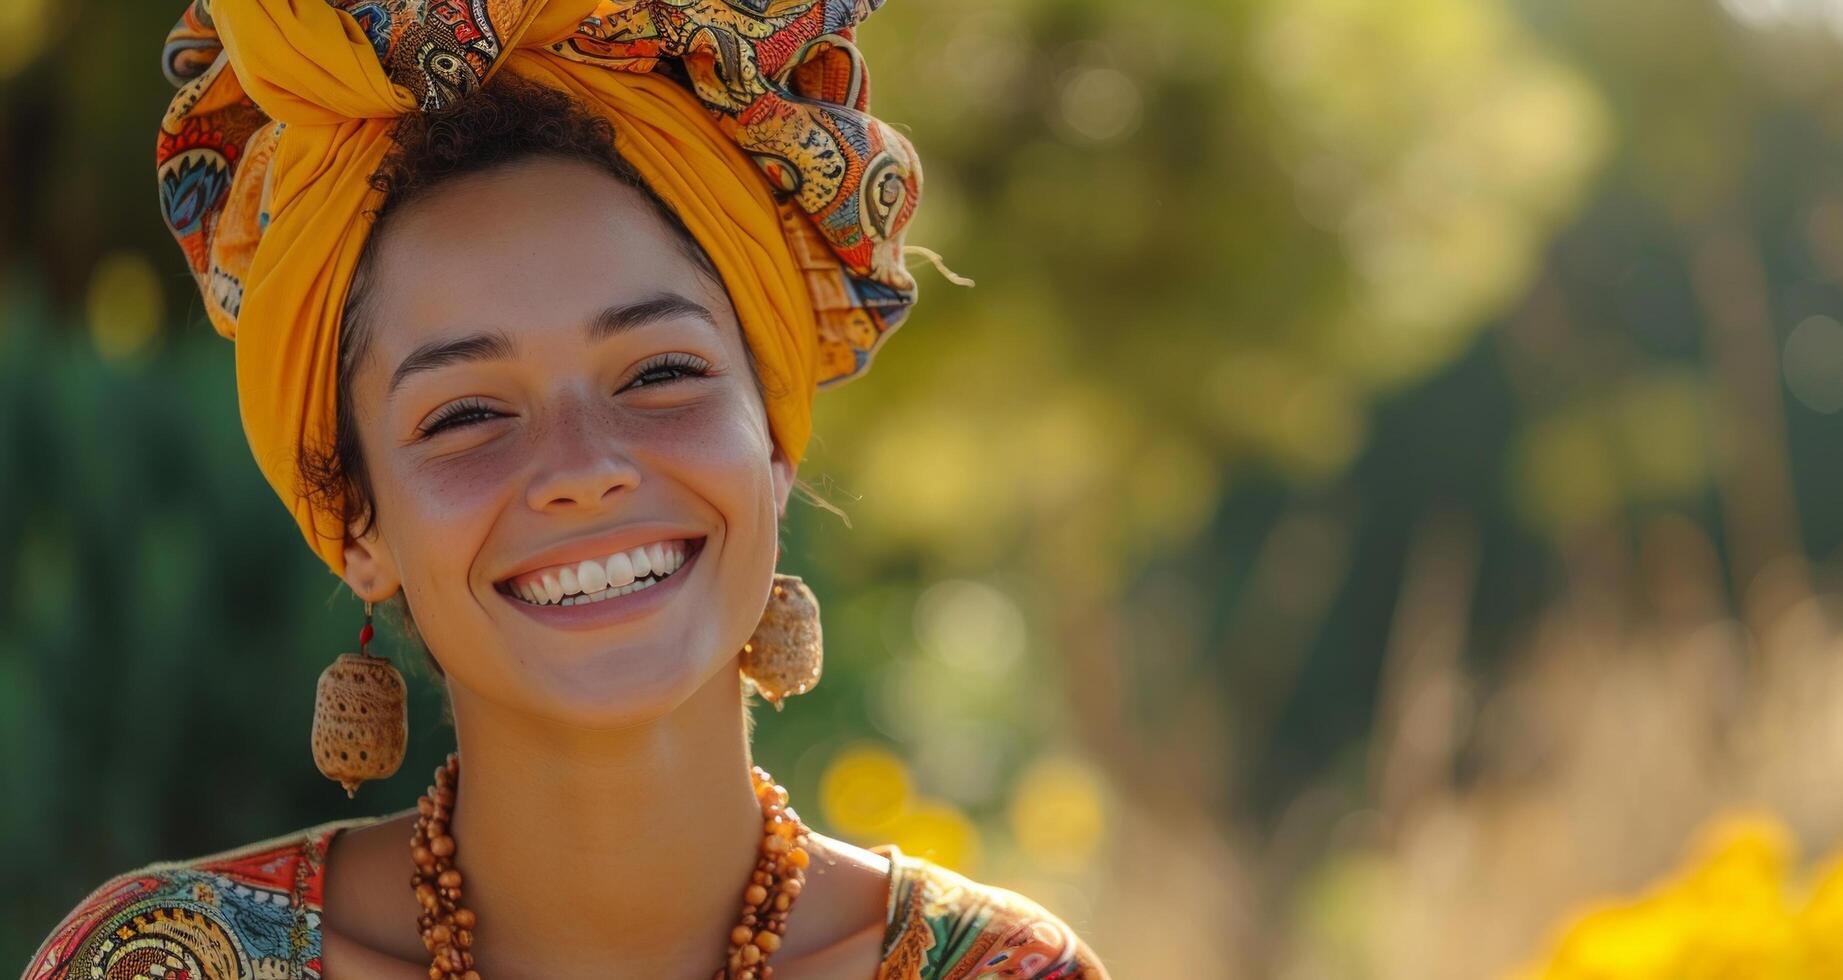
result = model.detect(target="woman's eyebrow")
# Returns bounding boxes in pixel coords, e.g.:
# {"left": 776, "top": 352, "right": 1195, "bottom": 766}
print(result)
{"left": 589, "top": 292, "right": 717, "bottom": 339}
{"left": 387, "top": 330, "right": 517, "bottom": 399}
{"left": 385, "top": 294, "right": 715, "bottom": 399}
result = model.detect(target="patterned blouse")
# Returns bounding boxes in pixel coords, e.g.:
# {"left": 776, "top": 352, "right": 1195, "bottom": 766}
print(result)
{"left": 24, "top": 815, "right": 1108, "bottom": 979}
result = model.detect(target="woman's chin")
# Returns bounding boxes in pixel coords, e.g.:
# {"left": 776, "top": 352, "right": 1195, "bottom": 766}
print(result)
{"left": 491, "top": 635, "right": 724, "bottom": 728}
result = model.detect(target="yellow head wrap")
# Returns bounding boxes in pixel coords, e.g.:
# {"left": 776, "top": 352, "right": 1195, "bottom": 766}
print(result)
{"left": 156, "top": 0, "right": 921, "bottom": 574}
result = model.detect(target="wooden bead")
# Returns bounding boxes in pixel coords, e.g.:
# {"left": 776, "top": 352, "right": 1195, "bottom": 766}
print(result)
{"left": 744, "top": 884, "right": 768, "bottom": 905}
{"left": 752, "top": 931, "right": 781, "bottom": 953}
{"left": 430, "top": 835, "right": 455, "bottom": 858}
{"left": 779, "top": 877, "right": 802, "bottom": 896}
{"left": 452, "top": 908, "right": 475, "bottom": 929}
{"left": 731, "top": 925, "right": 754, "bottom": 946}
{"left": 438, "top": 869, "right": 462, "bottom": 889}
{"left": 741, "top": 943, "right": 763, "bottom": 965}
{"left": 430, "top": 924, "right": 452, "bottom": 945}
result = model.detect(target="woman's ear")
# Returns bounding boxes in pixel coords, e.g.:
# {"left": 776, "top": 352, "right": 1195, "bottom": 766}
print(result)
{"left": 771, "top": 444, "right": 796, "bottom": 520}
{"left": 340, "top": 519, "right": 402, "bottom": 603}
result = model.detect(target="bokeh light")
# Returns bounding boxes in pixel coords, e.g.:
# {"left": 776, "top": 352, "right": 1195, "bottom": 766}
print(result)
{"left": 819, "top": 743, "right": 912, "bottom": 838}
{"left": 913, "top": 579, "right": 1028, "bottom": 680}
{"left": 84, "top": 251, "right": 164, "bottom": 360}
{"left": 1784, "top": 315, "right": 1843, "bottom": 413}
{"left": 1007, "top": 754, "right": 1109, "bottom": 873}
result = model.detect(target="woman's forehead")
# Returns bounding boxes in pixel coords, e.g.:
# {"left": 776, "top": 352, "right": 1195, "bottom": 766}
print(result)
{"left": 362, "top": 157, "right": 731, "bottom": 352}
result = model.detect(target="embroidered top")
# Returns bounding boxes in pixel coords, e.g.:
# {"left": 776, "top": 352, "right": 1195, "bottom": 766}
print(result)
{"left": 23, "top": 815, "right": 1108, "bottom": 979}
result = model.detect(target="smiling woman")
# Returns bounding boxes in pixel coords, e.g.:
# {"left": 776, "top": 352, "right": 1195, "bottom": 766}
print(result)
{"left": 21, "top": 1, "right": 1109, "bottom": 979}
{"left": 299, "top": 77, "right": 764, "bottom": 684}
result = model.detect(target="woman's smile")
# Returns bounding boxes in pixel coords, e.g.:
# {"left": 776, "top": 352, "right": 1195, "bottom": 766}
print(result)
{"left": 499, "top": 536, "right": 697, "bottom": 605}
{"left": 494, "top": 535, "right": 707, "bottom": 631}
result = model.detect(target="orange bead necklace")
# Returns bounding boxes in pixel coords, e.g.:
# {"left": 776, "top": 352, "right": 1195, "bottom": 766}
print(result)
{"left": 409, "top": 752, "right": 813, "bottom": 980}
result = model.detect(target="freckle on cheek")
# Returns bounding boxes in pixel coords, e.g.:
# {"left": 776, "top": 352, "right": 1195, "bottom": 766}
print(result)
{"left": 393, "top": 456, "right": 518, "bottom": 538}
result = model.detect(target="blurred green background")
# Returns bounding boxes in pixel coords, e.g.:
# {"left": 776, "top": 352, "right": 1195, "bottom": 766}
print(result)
{"left": 8, "top": 0, "right": 1843, "bottom": 975}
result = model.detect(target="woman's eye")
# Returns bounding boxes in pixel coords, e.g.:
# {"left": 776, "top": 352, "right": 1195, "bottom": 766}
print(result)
{"left": 625, "top": 354, "right": 712, "bottom": 390}
{"left": 418, "top": 400, "right": 501, "bottom": 437}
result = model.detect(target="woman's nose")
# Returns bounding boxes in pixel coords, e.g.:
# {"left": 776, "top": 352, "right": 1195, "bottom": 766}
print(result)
{"left": 523, "top": 408, "right": 641, "bottom": 512}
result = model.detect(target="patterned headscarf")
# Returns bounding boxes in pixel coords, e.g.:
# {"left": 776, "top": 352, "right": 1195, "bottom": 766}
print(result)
{"left": 157, "top": 0, "right": 922, "bottom": 574}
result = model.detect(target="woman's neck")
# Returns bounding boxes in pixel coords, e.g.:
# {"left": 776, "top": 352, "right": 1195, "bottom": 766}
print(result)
{"left": 444, "top": 655, "right": 764, "bottom": 979}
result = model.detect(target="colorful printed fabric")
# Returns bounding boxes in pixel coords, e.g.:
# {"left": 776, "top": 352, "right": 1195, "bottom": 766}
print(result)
{"left": 24, "top": 817, "right": 1110, "bottom": 979}
{"left": 156, "top": 0, "right": 923, "bottom": 574}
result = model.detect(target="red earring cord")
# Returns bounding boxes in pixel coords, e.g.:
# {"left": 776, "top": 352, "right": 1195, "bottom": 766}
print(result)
{"left": 359, "top": 600, "right": 375, "bottom": 656}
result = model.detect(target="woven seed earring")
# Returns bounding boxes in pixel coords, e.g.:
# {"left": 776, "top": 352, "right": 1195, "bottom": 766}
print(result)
{"left": 739, "top": 573, "right": 824, "bottom": 711}
{"left": 311, "top": 600, "right": 408, "bottom": 797}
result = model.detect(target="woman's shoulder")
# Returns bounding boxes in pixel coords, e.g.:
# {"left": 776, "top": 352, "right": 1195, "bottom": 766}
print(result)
{"left": 870, "top": 843, "right": 1111, "bottom": 980}
{"left": 22, "top": 815, "right": 382, "bottom": 980}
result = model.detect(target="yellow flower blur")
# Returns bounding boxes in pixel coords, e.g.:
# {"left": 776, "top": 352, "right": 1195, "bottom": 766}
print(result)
{"left": 1513, "top": 814, "right": 1843, "bottom": 979}
{"left": 819, "top": 744, "right": 912, "bottom": 838}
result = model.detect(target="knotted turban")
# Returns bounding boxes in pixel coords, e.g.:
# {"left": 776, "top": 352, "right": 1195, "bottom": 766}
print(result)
{"left": 156, "top": 0, "right": 922, "bottom": 574}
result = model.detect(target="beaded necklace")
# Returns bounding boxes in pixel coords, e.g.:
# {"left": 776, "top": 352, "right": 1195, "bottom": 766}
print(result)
{"left": 409, "top": 753, "right": 813, "bottom": 979}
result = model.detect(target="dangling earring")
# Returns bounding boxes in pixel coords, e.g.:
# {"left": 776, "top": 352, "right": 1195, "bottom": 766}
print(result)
{"left": 739, "top": 573, "right": 824, "bottom": 711}
{"left": 311, "top": 599, "right": 408, "bottom": 798}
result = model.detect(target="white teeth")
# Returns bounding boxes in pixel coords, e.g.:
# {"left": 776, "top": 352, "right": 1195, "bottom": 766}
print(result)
{"left": 578, "top": 558, "right": 608, "bottom": 594}
{"left": 505, "top": 539, "right": 696, "bottom": 605}
{"left": 606, "top": 551, "right": 636, "bottom": 588}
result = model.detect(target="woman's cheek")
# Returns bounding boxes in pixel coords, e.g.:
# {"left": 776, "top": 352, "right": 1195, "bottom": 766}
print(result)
{"left": 390, "top": 437, "right": 528, "bottom": 549}
{"left": 634, "top": 389, "right": 774, "bottom": 470}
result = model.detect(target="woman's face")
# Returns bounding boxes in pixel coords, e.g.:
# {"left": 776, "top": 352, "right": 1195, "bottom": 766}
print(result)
{"left": 339, "top": 154, "right": 793, "bottom": 728}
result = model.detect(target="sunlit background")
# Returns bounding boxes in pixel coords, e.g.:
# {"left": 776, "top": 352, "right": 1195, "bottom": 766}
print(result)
{"left": 7, "top": 0, "right": 1843, "bottom": 976}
